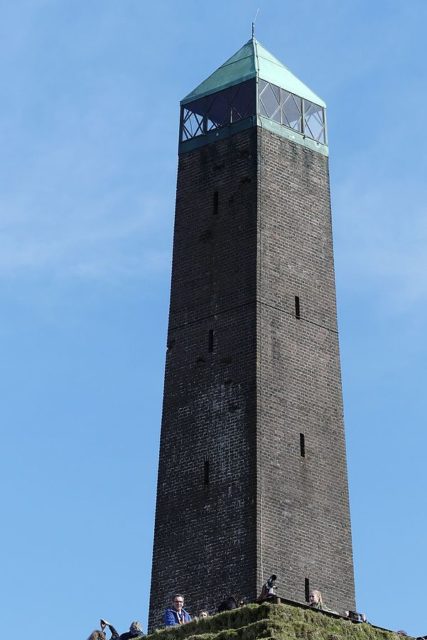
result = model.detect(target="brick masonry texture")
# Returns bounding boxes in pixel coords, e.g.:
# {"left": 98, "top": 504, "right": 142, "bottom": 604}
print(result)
{"left": 148, "top": 125, "right": 355, "bottom": 630}
{"left": 255, "top": 129, "right": 355, "bottom": 614}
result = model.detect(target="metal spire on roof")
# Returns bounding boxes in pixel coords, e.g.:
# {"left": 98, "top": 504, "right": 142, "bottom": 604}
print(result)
{"left": 252, "top": 7, "right": 260, "bottom": 38}
{"left": 181, "top": 29, "right": 326, "bottom": 109}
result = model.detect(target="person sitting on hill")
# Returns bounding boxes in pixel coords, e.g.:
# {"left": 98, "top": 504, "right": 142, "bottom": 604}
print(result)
{"left": 100, "top": 619, "right": 145, "bottom": 639}
{"left": 344, "top": 610, "right": 367, "bottom": 623}
{"left": 87, "top": 630, "right": 106, "bottom": 640}
{"left": 257, "top": 575, "right": 277, "bottom": 602}
{"left": 308, "top": 590, "right": 326, "bottom": 610}
{"left": 217, "top": 596, "right": 237, "bottom": 612}
{"left": 164, "top": 594, "right": 192, "bottom": 626}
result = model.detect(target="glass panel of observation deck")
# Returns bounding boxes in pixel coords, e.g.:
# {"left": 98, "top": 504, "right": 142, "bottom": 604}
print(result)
{"left": 181, "top": 79, "right": 256, "bottom": 142}
{"left": 281, "top": 89, "right": 303, "bottom": 132}
{"left": 303, "top": 100, "right": 326, "bottom": 144}
{"left": 259, "top": 80, "right": 281, "bottom": 124}
{"left": 258, "top": 79, "right": 326, "bottom": 144}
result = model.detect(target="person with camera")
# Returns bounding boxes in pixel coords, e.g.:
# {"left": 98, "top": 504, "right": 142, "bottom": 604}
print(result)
{"left": 257, "top": 575, "right": 277, "bottom": 602}
{"left": 164, "top": 594, "right": 192, "bottom": 626}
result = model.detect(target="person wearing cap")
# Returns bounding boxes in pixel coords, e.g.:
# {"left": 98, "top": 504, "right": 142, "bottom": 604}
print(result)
{"left": 164, "top": 594, "right": 191, "bottom": 626}
{"left": 100, "top": 619, "right": 145, "bottom": 640}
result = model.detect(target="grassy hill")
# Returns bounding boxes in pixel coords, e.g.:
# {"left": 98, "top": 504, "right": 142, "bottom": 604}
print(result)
{"left": 148, "top": 603, "right": 401, "bottom": 640}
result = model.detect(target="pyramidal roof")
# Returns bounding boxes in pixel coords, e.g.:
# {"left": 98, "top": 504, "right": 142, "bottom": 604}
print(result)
{"left": 182, "top": 38, "right": 326, "bottom": 108}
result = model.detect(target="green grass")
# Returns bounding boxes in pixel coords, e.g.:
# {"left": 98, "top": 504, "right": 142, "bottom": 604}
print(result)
{"left": 148, "top": 603, "right": 401, "bottom": 640}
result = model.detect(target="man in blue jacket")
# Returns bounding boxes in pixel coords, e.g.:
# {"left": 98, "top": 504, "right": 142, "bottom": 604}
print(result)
{"left": 164, "top": 594, "right": 191, "bottom": 626}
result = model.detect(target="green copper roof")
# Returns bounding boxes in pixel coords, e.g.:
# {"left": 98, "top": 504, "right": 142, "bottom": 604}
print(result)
{"left": 182, "top": 38, "right": 326, "bottom": 108}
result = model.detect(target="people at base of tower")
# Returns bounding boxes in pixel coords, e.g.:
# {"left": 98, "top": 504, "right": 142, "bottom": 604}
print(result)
{"left": 164, "top": 594, "right": 192, "bottom": 626}
{"left": 191, "top": 610, "right": 210, "bottom": 621}
{"left": 87, "top": 631, "right": 106, "bottom": 640}
{"left": 308, "top": 591, "right": 366, "bottom": 621}
{"left": 308, "top": 590, "right": 326, "bottom": 610}
{"left": 344, "top": 610, "right": 367, "bottom": 623}
{"left": 257, "top": 574, "right": 278, "bottom": 602}
{"left": 217, "top": 596, "right": 238, "bottom": 612}
{"left": 100, "top": 619, "right": 145, "bottom": 639}
{"left": 308, "top": 590, "right": 338, "bottom": 614}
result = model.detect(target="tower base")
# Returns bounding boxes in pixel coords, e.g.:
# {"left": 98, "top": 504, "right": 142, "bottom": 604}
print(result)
{"left": 147, "top": 602, "right": 396, "bottom": 640}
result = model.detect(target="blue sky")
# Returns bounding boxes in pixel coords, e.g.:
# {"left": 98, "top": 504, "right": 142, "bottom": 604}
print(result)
{"left": 1, "top": 1, "right": 426, "bottom": 637}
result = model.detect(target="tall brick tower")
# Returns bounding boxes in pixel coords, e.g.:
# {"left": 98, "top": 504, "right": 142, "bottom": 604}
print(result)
{"left": 149, "top": 38, "right": 356, "bottom": 628}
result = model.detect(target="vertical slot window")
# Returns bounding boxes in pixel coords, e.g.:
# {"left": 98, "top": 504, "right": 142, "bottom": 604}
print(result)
{"left": 204, "top": 459, "right": 210, "bottom": 485}
{"left": 300, "top": 433, "right": 306, "bottom": 458}
{"left": 305, "top": 578, "right": 310, "bottom": 602}
{"left": 208, "top": 329, "right": 214, "bottom": 353}
{"left": 295, "top": 296, "right": 301, "bottom": 319}
{"left": 213, "top": 191, "right": 219, "bottom": 215}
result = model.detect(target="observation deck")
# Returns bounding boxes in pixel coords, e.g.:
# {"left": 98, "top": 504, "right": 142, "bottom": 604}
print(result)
{"left": 180, "top": 38, "right": 327, "bottom": 155}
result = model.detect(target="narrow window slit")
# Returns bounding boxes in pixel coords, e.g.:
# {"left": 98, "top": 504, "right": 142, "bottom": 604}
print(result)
{"left": 295, "top": 296, "right": 301, "bottom": 319}
{"left": 204, "top": 459, "right": 210, "bottom": 485}
{"left": 213, "top": 191, "right": 219, "bottom": 215}
{"left": 208, "top": 329, "right": 214, "bottom": 353}
{"left": 300, "top": 433, "right": 306, "bottom": 458}
{"left": 305, "top": 578, "right": 310, "bottom": 602}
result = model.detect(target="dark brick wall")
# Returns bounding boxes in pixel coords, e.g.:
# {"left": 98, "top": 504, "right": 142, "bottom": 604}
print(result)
{"left": 149, "top": 129, "right": 259, "bottom": 630}
{"left": 149, "top": 125, "right": 355, "bottom": 629}
{"left": 255, "top": 129, "right": 355, "bottom": 612}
